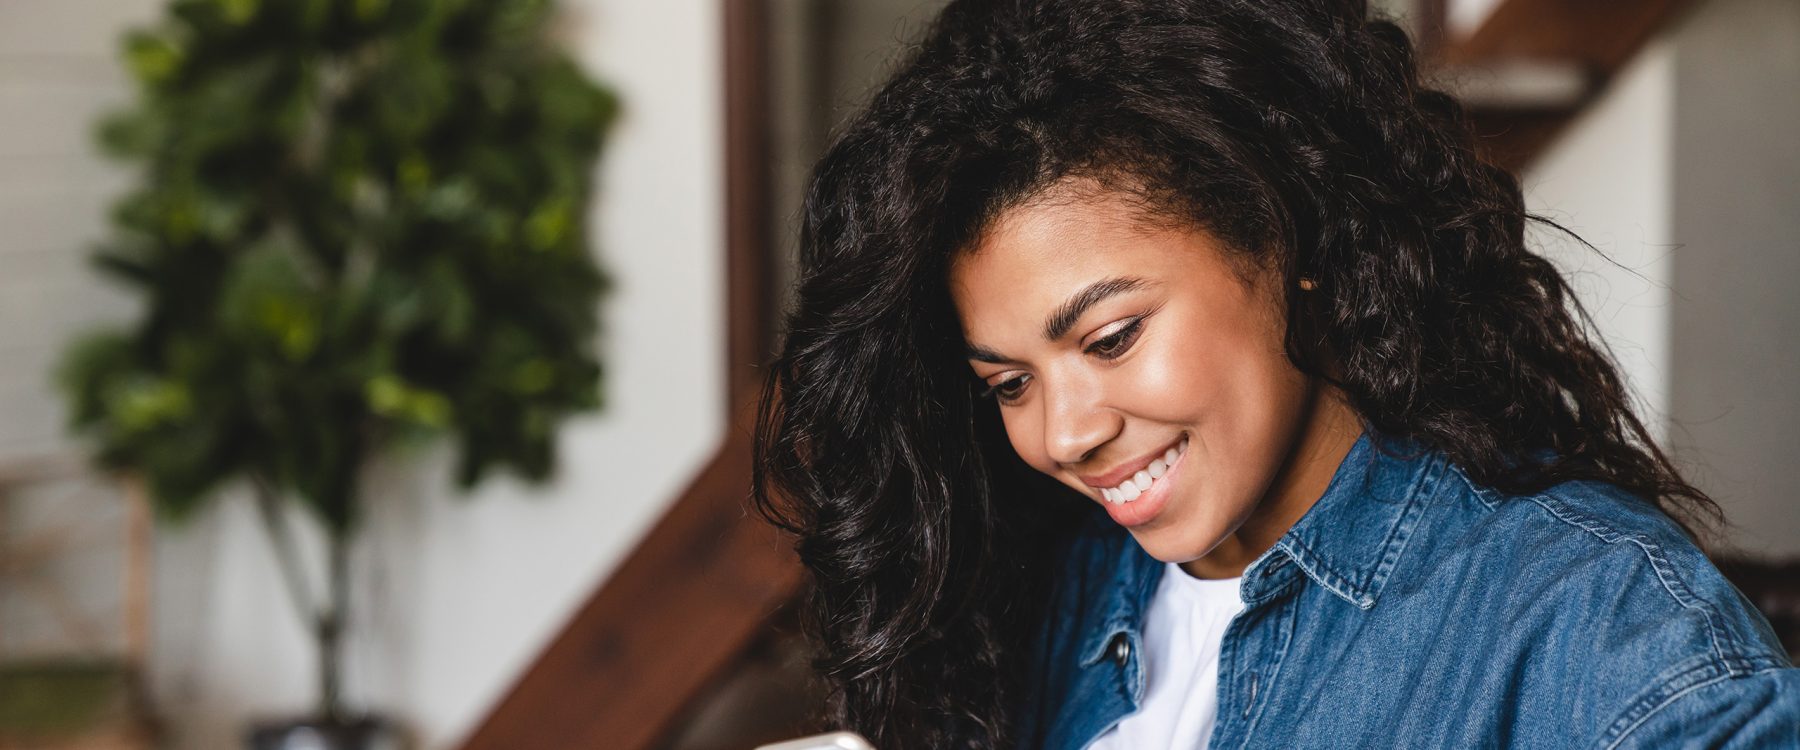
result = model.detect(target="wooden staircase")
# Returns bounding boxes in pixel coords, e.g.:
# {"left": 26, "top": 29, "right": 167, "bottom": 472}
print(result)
{"left": 456, "top": 397, "right": 807, "bottom": 750}
{"left": 456, "top": 1, "right": 1776, "bottom": 747}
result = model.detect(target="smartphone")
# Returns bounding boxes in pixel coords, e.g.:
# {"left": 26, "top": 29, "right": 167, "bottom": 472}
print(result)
{"left": 753, "top": 731, "right": 877, "bottom": 750}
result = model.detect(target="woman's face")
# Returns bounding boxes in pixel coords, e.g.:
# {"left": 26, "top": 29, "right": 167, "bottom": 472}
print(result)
{"left": 948, "top": 181, "right": 1362, "bottom": 577}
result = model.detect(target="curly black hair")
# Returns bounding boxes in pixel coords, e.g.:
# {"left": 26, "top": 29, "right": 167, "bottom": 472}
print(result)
{"left": 750, "top": 0, "right": 1725, "bottom": 746}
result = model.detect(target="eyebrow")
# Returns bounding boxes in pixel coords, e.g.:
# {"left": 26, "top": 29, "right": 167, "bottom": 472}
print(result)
{"left": 965, "top": 275, "right": 1153, "bottom": 363}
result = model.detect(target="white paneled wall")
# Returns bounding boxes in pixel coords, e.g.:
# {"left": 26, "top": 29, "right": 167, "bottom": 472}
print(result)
{"left": 0, "top": 0, "right": 160, "bottom": 460}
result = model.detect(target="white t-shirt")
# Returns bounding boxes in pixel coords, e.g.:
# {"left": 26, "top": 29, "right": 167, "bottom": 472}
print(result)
{"left": 1086, "top": 562, "right": 1246, "bottom": 750}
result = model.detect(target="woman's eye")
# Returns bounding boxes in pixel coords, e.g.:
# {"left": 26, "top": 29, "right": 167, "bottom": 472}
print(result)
{"left": 979, "top": 374, "right": 1030, "bottom": 404}
{"left": 974, "top": 318, "right": 1144, "bottom": 404}
{"left": 1086, "top": 318, "right": 1144, "bottom": 360}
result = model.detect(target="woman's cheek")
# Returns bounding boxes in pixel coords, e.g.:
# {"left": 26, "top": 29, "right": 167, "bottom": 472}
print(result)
{"left": 1135, "top": 332, "right": 1215, "bottom": 422}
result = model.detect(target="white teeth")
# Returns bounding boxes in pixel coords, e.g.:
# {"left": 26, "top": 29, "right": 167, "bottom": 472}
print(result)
{"left": 1099, "top": 436, "right": 1188, "bottom": 504}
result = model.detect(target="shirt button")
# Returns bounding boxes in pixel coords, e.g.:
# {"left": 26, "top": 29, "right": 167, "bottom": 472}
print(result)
{"left": 1111, "top": 634, "right": 1130, "bottom": 664}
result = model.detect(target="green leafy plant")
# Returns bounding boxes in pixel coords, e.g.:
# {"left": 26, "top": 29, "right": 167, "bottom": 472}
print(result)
{"left": 56, "top": 0, "right": 617, "bottom": 721}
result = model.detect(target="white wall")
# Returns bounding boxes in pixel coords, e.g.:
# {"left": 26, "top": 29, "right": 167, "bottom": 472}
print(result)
{"left": 1666, "top": 0, "right": 1800, "bottom": 558}
{"left": 1447, "top": 0, "right": 1505, "bottom": 36}
{"left": 1521, "top": 39, "right": 1677, "bottom": 446}
{"left": 0, "top": 1, "right": 724, "bottom": 748}
{"left": 1520, "top": 0, "right": 1800, "bottom": 558}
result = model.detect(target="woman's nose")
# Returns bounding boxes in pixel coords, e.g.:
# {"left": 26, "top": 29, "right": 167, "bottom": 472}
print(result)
{"left": 1041, "top": 374, "right": 1121, "bottom": 467}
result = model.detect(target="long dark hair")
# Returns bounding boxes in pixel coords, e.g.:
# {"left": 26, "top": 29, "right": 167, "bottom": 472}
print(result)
{"left": 750, "top": 0, "right": 1724, "bottom": 746}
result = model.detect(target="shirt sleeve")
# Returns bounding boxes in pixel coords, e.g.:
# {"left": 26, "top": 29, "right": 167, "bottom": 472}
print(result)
{"left": 1602, "top": 665, "right": 1800, "bottom": 749}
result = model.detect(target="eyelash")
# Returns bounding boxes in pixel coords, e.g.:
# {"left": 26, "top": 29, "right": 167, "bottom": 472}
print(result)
{"left": 1088, "top": 317, "right": 1145, "bottom": 360}
{"left": 977, "top": 317, "right": 1146, "bottom": 404}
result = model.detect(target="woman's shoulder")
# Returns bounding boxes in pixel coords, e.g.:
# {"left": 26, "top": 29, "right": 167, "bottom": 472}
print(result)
{"left": 1420, "top": 458, "right": 1791, "bottom": 674}
{"left": 1390, "top": 458, "right": 1799, "bottom": 746}
{"left": 1434, "top": 456, "right": 1698, "bottom": 555}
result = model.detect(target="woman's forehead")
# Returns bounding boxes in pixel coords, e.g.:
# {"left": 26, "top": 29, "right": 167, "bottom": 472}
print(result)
{"left": 948, "top": 193, "right": 1256, "bottom": 350}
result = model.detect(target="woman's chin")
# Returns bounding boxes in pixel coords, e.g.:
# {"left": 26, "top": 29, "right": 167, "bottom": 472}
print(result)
{"left": 1123, "top": 495, "right": 1237, "bottom": 567}
{"left": 1131, "top": 526, "right": 1222, "bottom": 566}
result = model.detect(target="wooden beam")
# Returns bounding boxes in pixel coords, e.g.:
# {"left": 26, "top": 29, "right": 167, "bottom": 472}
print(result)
{"left": 1437, "top": 0, "right": 1690, "bottom": 70}
{"left": 725, "top": 0, "right": 776, "bottom": 406}
{"left": 1464, "top": 106, "right": 1577, "bottom": 174}
{"left": 1433, "top": 0, "right": 1697, "bottom": 172}
{"left": 1414, "top": 0, "right": 1450, "bottom": 58}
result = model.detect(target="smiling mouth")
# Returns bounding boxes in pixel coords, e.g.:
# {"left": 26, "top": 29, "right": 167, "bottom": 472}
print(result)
{"left": 1097, "top": 435, "right": 1189, "bottom": 504}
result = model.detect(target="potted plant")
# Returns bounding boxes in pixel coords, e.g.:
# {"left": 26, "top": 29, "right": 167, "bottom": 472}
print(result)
{"left": 54, "top": 0, "right": 617, "bottom": 746}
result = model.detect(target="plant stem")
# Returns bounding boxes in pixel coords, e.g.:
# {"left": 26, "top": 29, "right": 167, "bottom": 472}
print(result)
{"left": 251, "top": 474, "right": 318, "bottom": 631}
{"left": 320, "top": 527, "right": 349, "bottom": 721}
{"left": 253, "top": 474, "right": 352, "bottom": 721}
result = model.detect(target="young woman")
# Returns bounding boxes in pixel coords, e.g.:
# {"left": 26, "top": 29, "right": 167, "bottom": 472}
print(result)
{"left": 750, "top": 1, "right": 1800, "bottom": 747}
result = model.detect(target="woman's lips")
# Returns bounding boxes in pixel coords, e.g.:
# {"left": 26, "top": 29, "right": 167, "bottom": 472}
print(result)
{"left": 1088, "top": 434, "right": 1188, "bottom": 504}
{"left": 1101, "top": 438, "right": 1186, "bottom": 527}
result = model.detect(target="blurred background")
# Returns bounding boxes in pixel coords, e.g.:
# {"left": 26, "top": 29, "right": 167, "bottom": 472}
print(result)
{"left": 0, "top": 0, "right": 1794, "bottom": 748}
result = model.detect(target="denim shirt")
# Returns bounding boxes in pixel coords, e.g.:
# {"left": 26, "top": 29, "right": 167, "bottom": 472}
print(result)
{"left": 1014, "top": 429, "right": 1800, "bottom": 749}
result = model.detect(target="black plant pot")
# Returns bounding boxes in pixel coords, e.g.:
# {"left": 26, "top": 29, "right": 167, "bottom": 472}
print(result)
{"left": 246, "top": 715, "right": 407, "bottom": 750}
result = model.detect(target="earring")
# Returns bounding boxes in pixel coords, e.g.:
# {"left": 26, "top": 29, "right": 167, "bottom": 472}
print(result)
{"left": 1298, "top": 276, "right": 1317, "bottom": 291}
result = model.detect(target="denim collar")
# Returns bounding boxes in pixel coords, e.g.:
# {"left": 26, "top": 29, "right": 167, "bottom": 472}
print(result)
{"left": 1244, "top": 426, "right": 1448, "bottom": 610}
{"left": 1065, "top": 426, "right": 1447, "bottom": 665}
{"left": 1076, "top": 426, "right": 1449, "bottom": 666}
